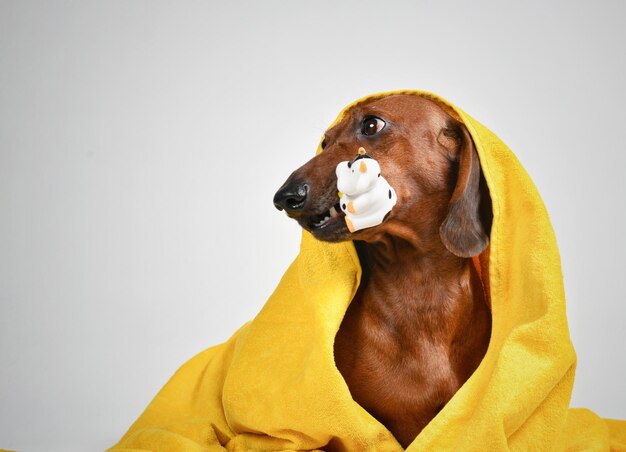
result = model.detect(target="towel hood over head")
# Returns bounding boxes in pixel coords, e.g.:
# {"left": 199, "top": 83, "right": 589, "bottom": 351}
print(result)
{"left": 108, "top": 90, "right": 626, "bottom": 451}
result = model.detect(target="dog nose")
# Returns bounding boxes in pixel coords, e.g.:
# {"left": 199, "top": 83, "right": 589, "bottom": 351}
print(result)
{"left": 273, "top": 181, "right": 309, "bottom": 213}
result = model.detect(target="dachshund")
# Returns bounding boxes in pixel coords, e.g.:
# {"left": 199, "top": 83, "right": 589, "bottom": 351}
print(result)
{"left": 273, "top": 93, "right": 493, "bottom": 448}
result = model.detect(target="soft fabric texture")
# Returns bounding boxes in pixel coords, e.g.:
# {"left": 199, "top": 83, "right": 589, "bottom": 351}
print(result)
{"left": 108, "top": 90, "right": 626, "bottom": 451}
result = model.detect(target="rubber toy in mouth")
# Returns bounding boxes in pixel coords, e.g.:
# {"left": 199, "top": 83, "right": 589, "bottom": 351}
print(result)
{"left": 335, "top": 147, "right": 397, "bottom": 232}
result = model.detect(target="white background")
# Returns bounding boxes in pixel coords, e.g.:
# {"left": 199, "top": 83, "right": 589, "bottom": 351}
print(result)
{"left": 1, "top": 1, "right": 625, "bottom": 450}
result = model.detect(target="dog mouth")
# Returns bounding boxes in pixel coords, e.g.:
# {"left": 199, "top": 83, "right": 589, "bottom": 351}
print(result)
{"left": 305, "top": 201, "right": 346, "bottom": 231}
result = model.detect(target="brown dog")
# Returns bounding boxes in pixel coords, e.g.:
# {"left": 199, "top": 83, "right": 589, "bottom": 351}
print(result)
{"left": 273, "top": 94, "right": 493, "bottom": 448}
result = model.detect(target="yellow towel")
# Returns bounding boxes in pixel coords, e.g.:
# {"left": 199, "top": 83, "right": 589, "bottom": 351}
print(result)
{"left": 108, "top": 90, "right": 626, "bottom": 451}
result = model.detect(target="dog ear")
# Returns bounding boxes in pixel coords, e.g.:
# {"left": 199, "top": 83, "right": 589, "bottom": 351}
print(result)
{"left": 438, "top": 121, "right": 492, "bottom": 258}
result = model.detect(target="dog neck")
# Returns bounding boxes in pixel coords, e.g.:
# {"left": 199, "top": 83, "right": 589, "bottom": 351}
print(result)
{"left": 354, "top": 233, "right": 479, "bottom": 317}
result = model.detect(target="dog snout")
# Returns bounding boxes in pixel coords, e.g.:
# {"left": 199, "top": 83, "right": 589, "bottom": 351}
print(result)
{"left": 273, "top": 180, "right": 309, "bottom": 214}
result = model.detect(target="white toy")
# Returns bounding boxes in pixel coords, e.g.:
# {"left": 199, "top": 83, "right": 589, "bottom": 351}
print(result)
{"left": 335, "top": 147, "right": 397, "bottom": 232}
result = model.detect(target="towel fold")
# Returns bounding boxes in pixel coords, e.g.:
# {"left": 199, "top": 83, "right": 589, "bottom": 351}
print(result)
{"left": 108, "top": 90, "right": 626, "bottom": 451}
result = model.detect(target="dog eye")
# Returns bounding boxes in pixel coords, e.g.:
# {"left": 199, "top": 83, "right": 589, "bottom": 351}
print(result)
{"left": 321, "top": 138, "right": 327, "bottom": 149}
{"left": 361, "top": 116, "right": 386, "bottom": 136}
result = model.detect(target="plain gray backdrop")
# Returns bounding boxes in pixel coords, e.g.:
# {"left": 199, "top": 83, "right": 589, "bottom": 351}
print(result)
{"left": 1, "top": 1, "right": 625, "bottom": 451}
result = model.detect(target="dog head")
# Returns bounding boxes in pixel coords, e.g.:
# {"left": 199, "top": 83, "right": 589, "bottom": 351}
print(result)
{"left": 273, "top": 93, "right": 492, "bottom": 258}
